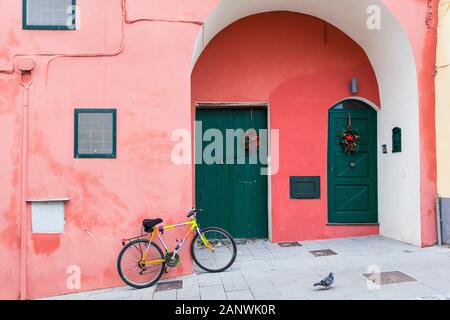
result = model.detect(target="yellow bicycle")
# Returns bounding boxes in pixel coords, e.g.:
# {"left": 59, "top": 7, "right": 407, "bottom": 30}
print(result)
{"left": 117, "top": 208, "right": 237, "bottom": 289}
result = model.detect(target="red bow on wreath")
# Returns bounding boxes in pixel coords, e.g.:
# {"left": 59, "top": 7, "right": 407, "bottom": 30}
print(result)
{"left": 339, "top": 113, "right": 360, "bottom": 153}
{"left": 244, "top": 132, "right": 260, "bottom": 152}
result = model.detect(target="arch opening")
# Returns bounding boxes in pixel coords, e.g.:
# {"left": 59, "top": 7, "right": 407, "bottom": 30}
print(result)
{"left": 330, "top": 98, "right": 380, "bottom": 112}
{"left": 191, "top": 0, "right": 422, "bottom": 246}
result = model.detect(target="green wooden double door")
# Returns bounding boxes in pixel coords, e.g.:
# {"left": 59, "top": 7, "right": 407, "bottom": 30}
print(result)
{"left": 328, "top": 100, "right": 378, "bottom": 224}
{"left": 195, "top": 108, "right": 268, "bottom": 238}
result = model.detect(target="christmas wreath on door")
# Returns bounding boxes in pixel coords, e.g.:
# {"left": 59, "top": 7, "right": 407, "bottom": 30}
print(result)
{"left": 339, "top": 113, "right": 360, "bottom": 154}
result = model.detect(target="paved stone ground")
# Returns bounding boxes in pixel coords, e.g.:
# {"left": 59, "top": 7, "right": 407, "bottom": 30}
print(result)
{"left": 39, "top": 236, "right": 450, "bottom": 300}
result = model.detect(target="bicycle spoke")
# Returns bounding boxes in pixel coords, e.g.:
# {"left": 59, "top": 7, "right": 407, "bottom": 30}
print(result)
{"left": 192, "top": 228, "right": 236, "bottom": 272}
{"left": 123, "top": 263, "right": 139, "bottom": 273}
{"left": 127, "top": 246, "right": 143, "bottom": 260}
{"left": 118, "top": 240, "right": 164, "bottom": 288}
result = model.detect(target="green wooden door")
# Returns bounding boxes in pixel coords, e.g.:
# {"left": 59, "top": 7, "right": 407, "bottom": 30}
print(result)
{"left": 195, "top": 108, "right": 268, "bottom": 238}
{"left": 328, "top": 100, "right": 378, "bottom": 223}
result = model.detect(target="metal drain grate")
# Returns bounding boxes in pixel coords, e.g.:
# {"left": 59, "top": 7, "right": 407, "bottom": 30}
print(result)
{"left": 309, "top": 249, "right": 337, "bottom": 257}
{"left": 363, "top": 271, "right": 417, "bottom": 285}
{"left": 278, "top": 242, "right": 302, "bottom": 247}
{"left": 155, "top": 280, "right": 183, "bottom": 292}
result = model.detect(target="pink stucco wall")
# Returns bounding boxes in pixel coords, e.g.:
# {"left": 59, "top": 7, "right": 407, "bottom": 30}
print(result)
{"left": 0, "top": 0, "right": 207, "bottom": 300}
{"left": 0, "top": 0, "right": 437, "bottom": 299}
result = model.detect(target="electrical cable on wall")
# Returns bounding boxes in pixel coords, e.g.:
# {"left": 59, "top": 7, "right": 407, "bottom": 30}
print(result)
{"left": 0, "top": 0, "right": 204, "bottom": 82}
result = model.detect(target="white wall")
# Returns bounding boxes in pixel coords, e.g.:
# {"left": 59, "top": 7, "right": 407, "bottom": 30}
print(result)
{"left": 192, "top": 0, "right": 422, "bottom": 246}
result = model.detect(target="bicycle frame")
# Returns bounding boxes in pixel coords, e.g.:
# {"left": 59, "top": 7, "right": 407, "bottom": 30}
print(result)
{"left": 141, "top": 217, "right": 213, "bottom": 266}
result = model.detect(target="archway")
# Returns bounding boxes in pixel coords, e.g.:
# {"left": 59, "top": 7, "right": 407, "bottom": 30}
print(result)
{"left": 191, "top": 0, "right": 422, "bottom": 245}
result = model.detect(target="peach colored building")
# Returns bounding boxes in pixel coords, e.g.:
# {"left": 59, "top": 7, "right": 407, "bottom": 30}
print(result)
{"left": 0, "top": 0, "right": 439, "bottom": 299}
{"left": 436, "top": 1, "right": 450, "bottom": 198}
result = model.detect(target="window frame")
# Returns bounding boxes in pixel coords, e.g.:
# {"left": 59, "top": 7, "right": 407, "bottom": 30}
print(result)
{"left": 74, "top": 108, "right": 117, "bottom": 159}
{"left": 22, "top": 0, "right": 77, "bottom": 30}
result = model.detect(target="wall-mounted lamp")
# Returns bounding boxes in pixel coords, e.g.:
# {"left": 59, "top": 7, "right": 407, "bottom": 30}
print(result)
{"left": 17, "top": 58, "right": 34, "bottom": 73}
{"left": 16, "top": 58, "right": 34, "bottom": 104}
{"left": 17, "top": 58, "right": 34, "bottom": 88}
{"left": 350, "top": 77, "right": 358, "bottom": 94}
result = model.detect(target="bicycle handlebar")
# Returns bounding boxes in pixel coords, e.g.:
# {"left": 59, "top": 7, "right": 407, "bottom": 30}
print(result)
{"left": 187, "top": 208, "right": 196, "bottom": 218}
{"left": 187, "top": 207, "right": 202, "bottom": 218}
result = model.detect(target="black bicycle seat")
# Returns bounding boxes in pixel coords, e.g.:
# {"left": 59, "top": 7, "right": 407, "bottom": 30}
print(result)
{"left": 142, "top": 218, "right": 163, "bottom": 232}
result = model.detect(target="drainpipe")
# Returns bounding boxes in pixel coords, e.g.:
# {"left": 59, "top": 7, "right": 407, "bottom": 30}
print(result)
{"left": 17, "top": 58, "right": 34, "bottom": 300}
{"left": 436, "top": 194, "right": 442, "bottom": 246}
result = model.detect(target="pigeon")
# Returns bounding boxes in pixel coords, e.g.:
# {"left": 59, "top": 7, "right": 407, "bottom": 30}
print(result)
{"left": 314, "top": 272, "right": 334, "bottom": 289}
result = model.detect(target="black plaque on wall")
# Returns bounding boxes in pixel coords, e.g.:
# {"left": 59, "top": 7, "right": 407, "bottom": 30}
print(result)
{"left": 289, "top": 176, "right": 320, "bottom": 199}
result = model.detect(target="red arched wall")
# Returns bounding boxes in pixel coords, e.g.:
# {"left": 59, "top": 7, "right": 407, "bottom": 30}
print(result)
{"left": 192, "top": 12, "right": 381, "bottom": 242}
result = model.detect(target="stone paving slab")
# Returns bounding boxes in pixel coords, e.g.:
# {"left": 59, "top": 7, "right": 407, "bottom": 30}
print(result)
{"left": 37, "top": 236, "right": 450, "bottom": 300}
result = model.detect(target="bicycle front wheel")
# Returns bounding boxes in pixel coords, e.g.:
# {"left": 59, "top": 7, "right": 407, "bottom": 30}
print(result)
{"left": 191, "top": 227, "right": 237, "bottom": 273}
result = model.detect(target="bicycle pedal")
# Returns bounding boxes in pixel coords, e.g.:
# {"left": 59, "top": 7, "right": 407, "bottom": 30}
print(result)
{"left": 164, "top": 267, "right": 169, "bottom": 273}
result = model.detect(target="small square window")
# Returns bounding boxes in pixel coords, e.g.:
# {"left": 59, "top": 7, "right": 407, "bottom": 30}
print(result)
{"left": 23, "top": 0, "right": 76, "bottom": 30}
{"left": 74, "top": 109, "right": 117, "bottom": 158}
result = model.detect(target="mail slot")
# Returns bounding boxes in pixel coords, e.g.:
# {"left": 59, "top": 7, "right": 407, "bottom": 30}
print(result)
{"left": 290, "top": 176, "right": 320, "bottom": 199}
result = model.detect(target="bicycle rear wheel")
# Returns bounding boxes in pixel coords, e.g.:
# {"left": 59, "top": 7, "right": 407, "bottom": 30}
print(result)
{"left": 191, "top": 227, "right": 237, "bottom": 273}
{"left": 117, "top": 239, "right": 165, "bottom": 289}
